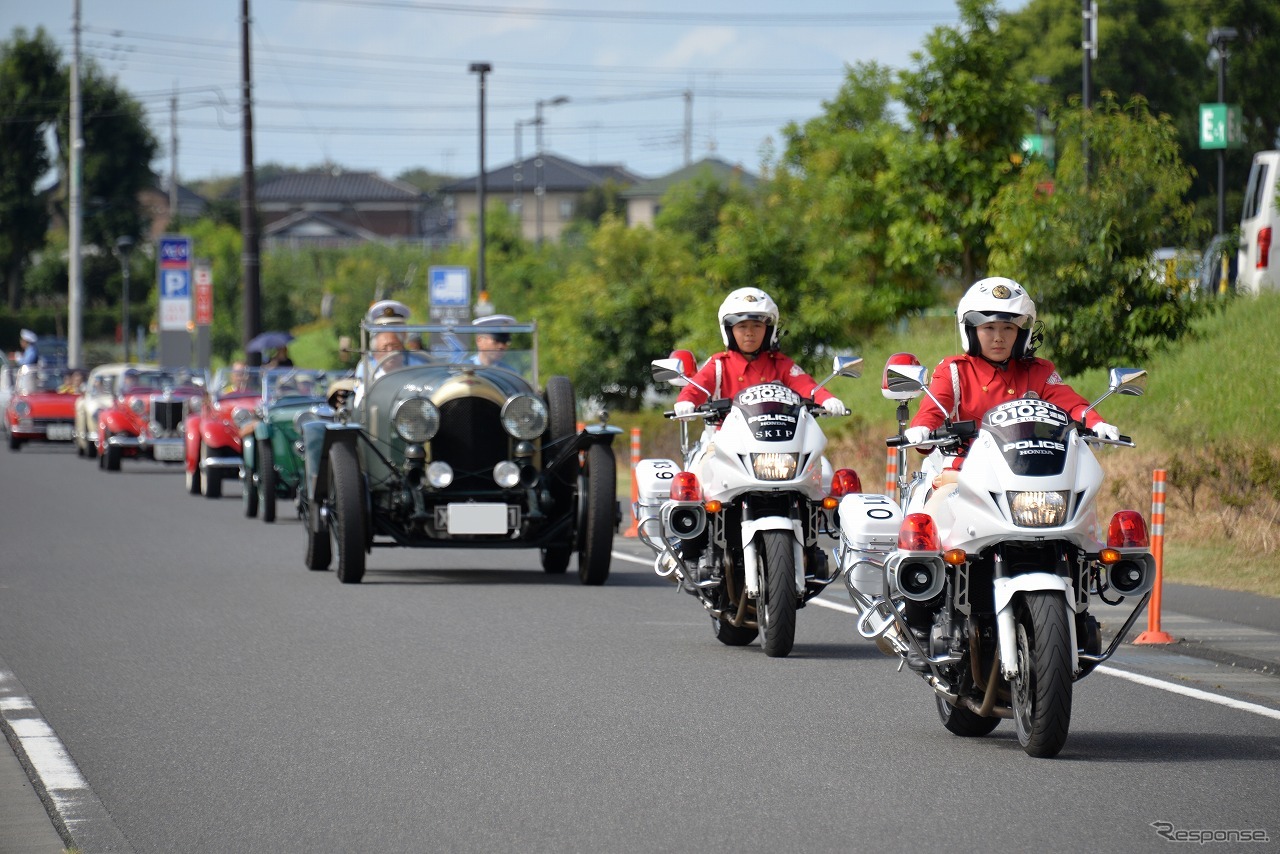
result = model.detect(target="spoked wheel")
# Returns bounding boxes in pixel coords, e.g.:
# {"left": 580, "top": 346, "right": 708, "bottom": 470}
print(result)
{"left": 758, "top": 530, "right": 798, "bottom": 658}
{"left": 328, "top": 442, "right": 366, "bottom": 584}
{"left": 303, "top": 500, "right": 331, "bottom": 571}
{"left": 259, "top": 440, "right": 277, "bottom": 523}
{"left": 1011, "top": 591, "right": 1073, "bottom": 758}
{"left": 577, "top": 443, "right": 615, "bottom": 586}
{"left": 242, "top": 443, "right": 259, "bottom": 518}
{"left": 540, "top": 546, "right": 572, "bottom": 574}
{"left": 200, "top": 442, "right": 222, "bottom": 498}
{"left": 936, "top": 694, "right": 1001, "bottom": 737}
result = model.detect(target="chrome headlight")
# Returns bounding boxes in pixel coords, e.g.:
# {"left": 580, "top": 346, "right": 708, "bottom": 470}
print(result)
{"left": 293, "top": 409, "right": 322, "bottom": 432}
{"left": 751, "top": 452, "right": 798, "bottom": 481}
{"left": 231, "top": 407, "right": 254, "bottom": 429}
{"left": 188, "top": 397, "right": 203, "bottom": 414}
{"left": 130, "top": 398, "right": 145, "bottom": 415}
{"left": 493, "top": 460, "right": 522, "bottom": 489}
{"left": 501, "top": 394, "right": 548, "bottom": 440}
{"left": 426, "top": 460, "right": 454, "bottom": 488}
{"left": 1008, "top": 491, "right": 1069, "bottom": 527}
{"left": 14, "top": 401, "right": 31, "bottom": 418}
{"left": 392, "top": 397, "right": 440, "bottom": 443}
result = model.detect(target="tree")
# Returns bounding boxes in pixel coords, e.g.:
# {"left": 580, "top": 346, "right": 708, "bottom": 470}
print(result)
{"left": 987, "top": 94, "right": 1207, "bottom": 376}
{"left": 0, "top": 28, "right": 62, "bottom": 310}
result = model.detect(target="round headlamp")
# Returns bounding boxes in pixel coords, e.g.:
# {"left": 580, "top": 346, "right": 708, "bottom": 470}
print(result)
{"left": 426, "top": 460, "right": 454, "bottom": 488}
{"left": 391, "top": 397, "right": 440, "bottom": 443}
{"left": 293, "top": 409, "right": 323, "bottom": 432}
{"left": 231, "top": 407, "right": 254, "bottom": 429}
{"left": 500, "top": 394, "right": 548, "bottom": 440}
{"left": 14, "top": 401, "right": 31, "bottom": 418}
{"left": 493, "top": 460, "right": 522, "bottom": 489}
{"left": 130, "top": 398, "right": 146, "bottom": 415}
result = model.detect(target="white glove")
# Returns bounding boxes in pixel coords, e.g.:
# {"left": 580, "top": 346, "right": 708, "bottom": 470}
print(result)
{"left": 903, "top": 426, "right": 930, "bottom": 444}
{"left": 673, "top": 400, "right": 697, "bottom": 417}
{"left": 821, "top": 397, "right": 849, "bottom": 416}
{"left": 1092, "top": 421, "right": 1120, "bottom": 441}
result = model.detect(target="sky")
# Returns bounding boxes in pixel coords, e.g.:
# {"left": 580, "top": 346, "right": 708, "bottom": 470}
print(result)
{"left": 1, "top": 0, "right": 1007, "bottom": 184}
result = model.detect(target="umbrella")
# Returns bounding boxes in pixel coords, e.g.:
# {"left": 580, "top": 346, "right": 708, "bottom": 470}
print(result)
{"left": 246, "top": 331, "right": 294, "bottom": 353}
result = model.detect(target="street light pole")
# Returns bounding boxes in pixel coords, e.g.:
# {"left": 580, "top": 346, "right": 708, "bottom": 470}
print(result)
{"left": 514, "top": 117, "right": 534, "bottom": 236}
{"left": 115, "top": 236, "right": 134, "bottom": 362}
{"left": 534, "top": 95, "right": 569, "bottom": 245}
{"left": 1208, "top": 27, "right": 1239, "bottom": 237}
{"left": 469, "top": 62, "right": 492, "bottom": 297}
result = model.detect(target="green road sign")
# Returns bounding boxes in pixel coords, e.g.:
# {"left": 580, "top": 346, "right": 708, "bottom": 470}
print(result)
{"left": 1200, "top": 103, "right": 1244, "bottom": 150}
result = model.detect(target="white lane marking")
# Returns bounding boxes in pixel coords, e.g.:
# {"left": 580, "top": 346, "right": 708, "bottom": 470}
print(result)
{"left": 611, "top": 550, "right": 653, "bottom": 566}
{"left": 1096, "top": 665, "right": 1280, "bottom": 721}
{"left": 618, "top": 553, "right": 1280, "bottom": 721}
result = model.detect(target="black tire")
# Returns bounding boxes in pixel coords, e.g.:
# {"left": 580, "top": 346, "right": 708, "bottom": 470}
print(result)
{"left": 937, "top": 695, "right": 1002, "bottom": 737}
{"left": 712, "top": 615, "right": 758, "bottom": 646}
{"left": 8, "top": 435, "right": 20, "bottom": 451}
{"left": 543, "top": 375, "right": 577, "bottom": 509}
{"left": 577, "top": 443, "right": 615, "bottom": 586}
{"left": 242, "top": 444, "right": 259, "bottom": 518}
{"left": 85, "top": 435, "right": 97, "bottom": 459}
{"left": 260, "top": 440, "right": 277, "bottom": 523}
{"left": 304, "top": 502, "right": 331, "bottom": 571}
{"left": 758, "top": 530, "right": 798, "bottom": 658}
{"left": 200, "top": 442, "right": 222, "bottom": 498}
{"left": 328, "top": 442, "right": 366, "bottom": 584}
{"left": 541, "top": 546, "right": 572, "bottom": 574}
{"left": 105, "top": 441, "right": 121, "bottom": 472}
{"left": 186, "top": 463, "right": 201, "bottom": 495}
{"left": 98, "top": 433, "right": 107, "bottom": 470}
{"left": 1011, "top": 591, "right": 1073, "bottom": 758}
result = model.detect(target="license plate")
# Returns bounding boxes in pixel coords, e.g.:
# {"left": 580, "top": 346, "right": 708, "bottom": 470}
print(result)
{"left": 153, "top": 443, "right": 184, "bottom": 462}
{"left": 446, "top": 503, "right": 508, "bottom": 535}
{"left": 46, "top": 424, "right": 73, "bottom": 441}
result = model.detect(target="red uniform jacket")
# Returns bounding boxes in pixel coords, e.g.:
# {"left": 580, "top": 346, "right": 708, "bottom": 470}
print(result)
{"left": 909, "top": 354, "right": 1101, "bottom": 467}
{"left": 676, "top": 350, "right": 835, "bottom": 406}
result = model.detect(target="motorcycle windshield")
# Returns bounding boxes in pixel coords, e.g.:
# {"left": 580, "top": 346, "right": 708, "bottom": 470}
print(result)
{"left": 981, "top": 399, "right": 1072, "bottom": 476}
{"left": 734, "top": 384, "right": 802, "bottom": 442}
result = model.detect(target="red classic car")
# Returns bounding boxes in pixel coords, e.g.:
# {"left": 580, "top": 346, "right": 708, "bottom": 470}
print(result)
{"left": 97, "top": 367, "right": 204, "bottom": 471}
{"left": 5, "top": 365, "right": 78, "bottom": 450}
{"left": 184, "top": 366, "right": 263, "bottom": 498}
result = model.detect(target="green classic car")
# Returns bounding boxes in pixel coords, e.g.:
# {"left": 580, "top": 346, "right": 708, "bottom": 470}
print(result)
{"left": 242, "top": 368, "right": 335, "bottom": 523}
{"left": 299, "top": 314, "right": 620, "bottom": 585}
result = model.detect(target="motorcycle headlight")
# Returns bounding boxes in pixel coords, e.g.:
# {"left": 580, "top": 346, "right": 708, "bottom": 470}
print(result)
{"left": 501, "top": 395, "right": 547, "bottom": 440}
{"left": 392, "top": 397, "right": 439, "bottom": 443}
{"left": 751, "top": 452, "right": 798, "bottom": 481}
{"left": 1008, "top": 490, "right": 1069, "bottom": 527}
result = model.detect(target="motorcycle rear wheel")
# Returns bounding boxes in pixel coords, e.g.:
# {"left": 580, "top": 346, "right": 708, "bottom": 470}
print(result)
{"left": 759, "top": 530, "right": 797, "bottom": 658}
{"left": 936, "top": 695, "right": 1001, "bottom": 737}
{"left": 1011, "top": 591, "right": 1073, "bottom": 758}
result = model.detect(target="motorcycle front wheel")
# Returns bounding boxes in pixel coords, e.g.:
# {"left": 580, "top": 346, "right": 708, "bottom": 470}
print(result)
{"left": 758, "top": 530, "right": 797, "bottom": 658}
{"left": 1011, "top": 591, "right": 1073, "bottom": 758}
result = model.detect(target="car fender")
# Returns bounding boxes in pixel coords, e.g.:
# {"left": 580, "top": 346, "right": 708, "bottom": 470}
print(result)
{"left": 100, "top": 407, "right": 136, "bottom": 436}
{"left": 201, "top": 417, "right": 242, "bottom": 453}
{"left": 302, "top": 420, "right": 361, "bottom": 502}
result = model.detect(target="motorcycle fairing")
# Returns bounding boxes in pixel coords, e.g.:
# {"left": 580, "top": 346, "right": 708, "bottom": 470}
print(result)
{"left": 734, "top": 384, "right": 803, "bottom": 442}
{"left": 981, "top": 399, "right": 1071, "bottom": 477}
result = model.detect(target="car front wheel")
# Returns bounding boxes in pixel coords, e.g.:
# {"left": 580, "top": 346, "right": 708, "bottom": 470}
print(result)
{"left": 328, "top": 442, "right": 366, "bottom": 584}
{"left": 577, "top": 443, "right": 616, "bottom": 586}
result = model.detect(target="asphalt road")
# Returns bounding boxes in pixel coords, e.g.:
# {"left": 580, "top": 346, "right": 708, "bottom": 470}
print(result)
{"left": 1, "top": 444, "right": 1278, "bottom": 853}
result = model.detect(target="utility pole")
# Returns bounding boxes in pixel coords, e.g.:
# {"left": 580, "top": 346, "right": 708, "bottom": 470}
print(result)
{"left": 1081, "top": 0, "right": 1096, "bottom": 186}
{"left": 469, "top": 62, "right": 492, "bottom": 295}
{"left": 240, "top": 0, "right": 262, "bottom": 364}
{"left": 68, "top": 0, "right": 84, "bottom": 368}
{"left": 170, "top": 87, "right": 179, "bottom": 224}
{"left": 534, "top": 95, "right": 568, "bottom": 245}
{"left": 683, "top": 89, "right": 692, "bottom": 167}
{"left": 1209, "top": 27, "right": 1239, "bottom": 236}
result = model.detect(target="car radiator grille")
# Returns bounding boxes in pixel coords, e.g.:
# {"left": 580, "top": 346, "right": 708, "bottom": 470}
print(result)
{"left": 152, "top": 399, "right": 186, "bottom": 433}
{"left": 433, "top": 398, "right": 506, "bottom": 493}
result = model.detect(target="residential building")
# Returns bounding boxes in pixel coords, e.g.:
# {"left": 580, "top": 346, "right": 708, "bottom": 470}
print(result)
{"left": 256, "top": 170, "right": 427, "bottom": 248}
{"left": 444, "top": 153, "right": 639, "bottom": 243}
{"left": 621, "top": 157, "right": 758, "bottom": 228}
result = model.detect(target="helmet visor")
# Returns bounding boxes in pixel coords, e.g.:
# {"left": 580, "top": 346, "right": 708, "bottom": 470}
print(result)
{"left": 723, "top": 312, "right": 773, "bottom": 327}
{"left": 963, "top": 310, "right": 1029, "bottom": 328}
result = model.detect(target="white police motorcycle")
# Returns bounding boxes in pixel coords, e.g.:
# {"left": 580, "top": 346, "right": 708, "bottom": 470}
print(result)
{"left": 838, "top": 355, "right": 1155, "bottom": 756}
{"left": 635, "top": 352, "right": 864, "bottom": 657}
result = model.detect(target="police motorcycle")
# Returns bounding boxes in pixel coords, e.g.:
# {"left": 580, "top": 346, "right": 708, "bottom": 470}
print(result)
{"left": 636, "top": 351, "right": 865, "bottom": 657}
{"left": 838, "top": 354, "right": 1155, "bottom": 756}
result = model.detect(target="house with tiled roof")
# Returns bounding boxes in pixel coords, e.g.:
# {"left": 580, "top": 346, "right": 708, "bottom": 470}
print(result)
{"left": 256, "top": 170, "right": 426, "bottom": 246}
{"left": 444, "top": 153, "right": 639, "bottom": 243}
{"left": 621, "top": 157, "right": 758, "bottom": 229}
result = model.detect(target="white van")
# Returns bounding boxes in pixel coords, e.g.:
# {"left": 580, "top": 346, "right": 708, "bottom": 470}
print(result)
{"left": 1237, "top": 149, "right": 1280, "bottom": 295}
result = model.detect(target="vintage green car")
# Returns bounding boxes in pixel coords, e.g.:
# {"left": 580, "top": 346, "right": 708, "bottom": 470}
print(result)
{"left": 299, "top": 314, "right": 620, "bottom": 585}
{"left": 242, "top": 368, "right": 334, "bottom": 523}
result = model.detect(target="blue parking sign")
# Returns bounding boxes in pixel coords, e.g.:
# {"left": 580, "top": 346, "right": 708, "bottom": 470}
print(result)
{"left": 163, "top": 269, "right": 190, "bottom": 298}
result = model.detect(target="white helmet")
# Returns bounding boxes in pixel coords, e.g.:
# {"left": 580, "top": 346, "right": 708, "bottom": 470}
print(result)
{"left": 718, "top": 287, "right": 780, "bottom": 353}
{"left": 956, "top": 277, "right": 1037, "bottom": 359}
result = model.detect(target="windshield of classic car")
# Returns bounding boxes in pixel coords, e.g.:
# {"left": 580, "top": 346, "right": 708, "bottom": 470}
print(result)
{"left": 358, "top": 321, "right": 539, "bottom": 385}
{"left": 120, "top": 369, "right": 199, "bottom": 394}
{"left": 17, "top": 367, "right": 64, "bottom": 394}
{"left": 263, "top": 368, "right": 330, "bottom": 404}
{"left": 213, "top": 366, "right": 263, "bottom": 396}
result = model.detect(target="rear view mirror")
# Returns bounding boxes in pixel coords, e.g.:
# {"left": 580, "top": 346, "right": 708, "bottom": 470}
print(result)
{"left": 882, "top": 354, "right": 927, "bottom": 401}
{"left": 1109, "top": 368, "right": 1148, "bottom": 397}
{"left": 650, "top": 358, "right": 688, "bottom": 386}
{"left": 832, "top": 355, "right": 863, "bottom": 379}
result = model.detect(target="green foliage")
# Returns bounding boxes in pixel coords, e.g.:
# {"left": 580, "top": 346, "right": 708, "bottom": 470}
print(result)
{"left": 540, "top": 215, "right": 701, "bottom": 410}
{"left": 987, "top": 94, "right": 1207, "bottom": 375}
{"left": 0, "top": 28, "right": 62, "bottom": 309}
